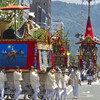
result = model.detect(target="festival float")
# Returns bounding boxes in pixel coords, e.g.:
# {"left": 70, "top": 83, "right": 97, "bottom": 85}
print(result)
{"left": 0, "top": 4, "right": 54, "bottom": 99}
{"left": 75, "top": 0, "right": 100, "bottom": 73}
{"left": 52, "top": 29, "right": 70, "bottom": 67}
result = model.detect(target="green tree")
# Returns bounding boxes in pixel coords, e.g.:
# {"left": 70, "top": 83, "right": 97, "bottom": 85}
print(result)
{"left": 70, "top": 53, "right": 78, "bottom": 66}
{"left": 52, "top": 27, "right": 70, "bottom": 55}
{"left": 97, "top": 64, "right": 100, "bottom": 70}
{"left": 32, "top": 28, "right": 45, "bottom": 39}
{"left": 0, "top": 0, "right": 24, "bottom": 30}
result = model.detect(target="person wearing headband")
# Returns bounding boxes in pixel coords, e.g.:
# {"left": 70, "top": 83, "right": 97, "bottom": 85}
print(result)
{"left": 13, "top": 66, "right": 23, "bottom": 100}
{"left": 60, "top": 68, "right": 73, "bottom": 100}
{"left": 44, "top": 67, "right": 58, "bottom": 100}
{"left": 55, "top": 66, "right": 62, "bottom": 100}
{"left": 30, "top": 66, "right": 40, "bottom": 100}
{"left": 70, "top": 66, "right": 81, "bottom": 99}
{"left": 0, "top": 67, "right": 7, "bottom": 100}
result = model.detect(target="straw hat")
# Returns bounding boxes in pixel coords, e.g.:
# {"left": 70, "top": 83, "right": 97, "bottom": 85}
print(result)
{"left": 28, "top": 12, "right": 35, "bottom": 17}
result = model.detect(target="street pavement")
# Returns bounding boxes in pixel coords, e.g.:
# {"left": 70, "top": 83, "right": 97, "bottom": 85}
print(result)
{"left": 67, "top": 80, "right": 100, "bottom": 100}
{"left": 2, "top": 80, "right": 100, "bottom": 100}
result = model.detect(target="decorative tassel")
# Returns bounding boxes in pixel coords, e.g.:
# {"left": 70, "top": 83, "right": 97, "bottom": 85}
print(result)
{"left": 47, "top": 35, "right": 51, "bottom": 44}
{"left": 44, "top": 31, "right": 46, "bottom": 42}
{"left": 57, "top": 36, "right": 61, "bottom": 45}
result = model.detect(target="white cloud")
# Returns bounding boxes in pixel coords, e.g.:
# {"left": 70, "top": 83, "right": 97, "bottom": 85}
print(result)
{"left": 52, "top": 0, "right": 100, "bottom": 5}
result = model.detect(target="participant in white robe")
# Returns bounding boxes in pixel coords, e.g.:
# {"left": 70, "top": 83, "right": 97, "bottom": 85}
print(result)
{"left": 44, "top": 67, "right": 58, "bottom": 100}
{"left": 0, "top": 67, "right": 7, "bottom": 100}
{"left": 30, "top": 66, "right": 40, "bottom": 100}
{"left": 61, "top": 70, "right": 73, "bottom": 100}
{"left": 70, "top": 66, "right": 81, "bottom": 99}
{"left": 13, "top": 66, "right": 23, "bottom": 100}
{"left": 55, "top": 67, "right": 62, "bottom": 100}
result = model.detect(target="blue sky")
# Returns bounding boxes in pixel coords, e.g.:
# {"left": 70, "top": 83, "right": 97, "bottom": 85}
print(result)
{"left": 52, "top": 0, "right": 100, "bottom": 4}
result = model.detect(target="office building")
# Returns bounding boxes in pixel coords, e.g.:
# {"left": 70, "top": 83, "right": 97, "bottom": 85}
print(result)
{"left": 30, "top": 0, "right": 51, "bottom": 29}
{"left": 51, "top": 21, "right": 64, "bottom": 34}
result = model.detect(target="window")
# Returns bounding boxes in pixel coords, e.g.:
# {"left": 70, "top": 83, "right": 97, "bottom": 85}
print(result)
{"left": 44, "top": 2, "right": 47, "bottom": 6}
{"left": 30, "top": 0, "right": 32, "bottom": 4}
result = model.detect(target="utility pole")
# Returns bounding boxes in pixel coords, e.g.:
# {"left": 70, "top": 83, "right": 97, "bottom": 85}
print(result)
{"left": 87, "top": 0, "right": 92, "bottom": 16}
{"left": 81, "top": 0, "right": 84, "bottom": 34}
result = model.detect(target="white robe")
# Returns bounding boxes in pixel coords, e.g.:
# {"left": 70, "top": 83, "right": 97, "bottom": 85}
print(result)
{"left": 0, "top": 71, "right": 7, "bottom": 90}
{"left": 28, "top": 20, "right": 40, "bottom": 36}
{"left": 83, "top": 61, "right": 87, "bottom": 69}
{"left": 70, "top": 70, "right": 81, "bottom": 87}
{"left": 13, "top": 71, "right": 22, "bottom": 89}
{"left": 55, "top": 72, "right": 62, "bottom": 89}
{"left": 30, "top": 71, "right": 40, "bottom": 90}
{"left": 45, "top": 72, "right": 58, "bottom": 90}
{"left": 61, "top": 74, "right": 69, "bottom": 89}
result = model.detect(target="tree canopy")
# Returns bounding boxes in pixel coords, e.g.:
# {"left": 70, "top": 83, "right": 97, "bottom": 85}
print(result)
{"left": 0, "top": 0, "right": 24, "bottom": 30}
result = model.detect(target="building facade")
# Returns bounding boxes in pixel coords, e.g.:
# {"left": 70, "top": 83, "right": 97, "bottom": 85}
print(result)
{"left": 17, "top": 0, "right": 32, "bottom": 19}
{"left": 51, "top": 21, "right": 64, "bottom": 34}
{"left": 30, "top": 0, "right": 51, "bottom": 29}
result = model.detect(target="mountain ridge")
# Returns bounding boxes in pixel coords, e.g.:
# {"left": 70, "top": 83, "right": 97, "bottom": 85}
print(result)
{"left": 52, "top": 0, "right": 100, "bottom": 5}
{"left": 51, "top": 1, "right": 100, "bottom": 62}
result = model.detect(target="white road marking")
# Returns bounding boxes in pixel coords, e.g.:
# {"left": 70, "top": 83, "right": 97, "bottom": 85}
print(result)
{"left": 85, "top": 85, "right": 92, "bottom": 87}
{"left": 59, "top": 85, "right": 73, "bottom": 96}
{"left": 82, "top": 81, "right": 100, "bottom": 86}
{"left": 81, "top": 85, "right": 94, "bottom": 98}
{"left": 67, "top": 85, "right": 73, "bottom": 95}
{"left": 82, "top": 91, "right": 90, "bottom": 94}
{"left": 86, "top": 94, "right": 94, "bottom": 97}
{"left": 82, "top": 91, "right": 94, "bottom": 98}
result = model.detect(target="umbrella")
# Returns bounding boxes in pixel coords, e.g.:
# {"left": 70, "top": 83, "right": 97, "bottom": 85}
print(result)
{"left": 0, "top": 4, "right": 30, "bottom": 34}
{"left": 51, "top": 36, "right": 58, "bottom": 40}
{"left": 0, "top": 4, "right": 30, "bottom": 10}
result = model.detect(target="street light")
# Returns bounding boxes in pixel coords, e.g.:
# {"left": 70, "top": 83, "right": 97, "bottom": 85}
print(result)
{"left": 67, "top": 52, "right": 70, "bottom": 56}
